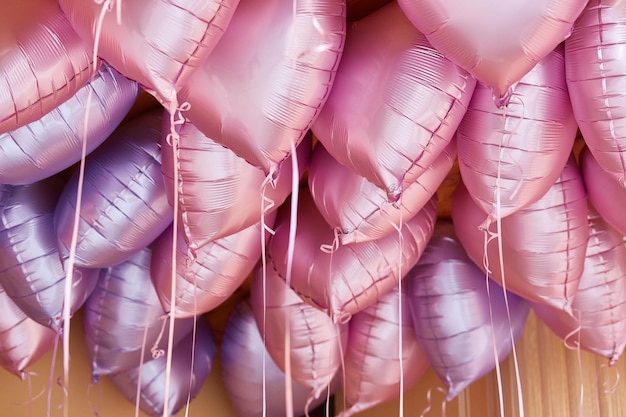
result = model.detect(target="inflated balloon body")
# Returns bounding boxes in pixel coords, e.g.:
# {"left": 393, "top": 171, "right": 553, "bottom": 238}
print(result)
{"left": 0, "top": 285, "right": 57, "bottom": 378}
{"left": 179, "top": 0, "right": 346, "bottom": 174}
{"left": 151, "top": 215, "right": 274, "bottom": 318}
{"left": 160, "top": 118, "right": 309, "bottom": 251}
{"left": 456, "top": 45, "right": 578, "bottom": 221}
{"left": 269, "top": 190, "right": 437, "bottom": 322}
{"left": 0, "top": 63, "right": 138, "bottom": 185}
{"left": 59, "top": 0, "right": 238, "bottom": 109}
{"left": 221, "top": 301, "right": 331, "bottom": 417}
{"left": 309, "top": 140, "right": 456, "bottom": 244}
{"left": 108, "top": 320, "right": 215, "bottom": 417}
{"left": 55, "top": 110, "right": 173, "bottom": 269}
{"left": 398, "top": 0, "right": 586, "bottom": 104}
{"left": 0, "top": 0, "right": 95, "bottom": 134}
{"left": 0, "top": 179, "right": 98, "bottom": 330}
{"left": 406, "top": 224, "right": 530, "bottom": 400}
{"left": 534, "top": 208, "right": 626, "bottom": 364}
{"left": 566, "top": 0, "right": 626, "bottom": 184}
{"left": 250, "top": 258, "right": 348, "bottom": 400}
{"left": 340, "top": 285, "right": 429, "bottom": 417}
{"left": 84, "top": 247, "right": 194, "bottom": 377}
{"left": 313, "top": 2, "right": 474, "bottom": 202}
{"left": 452, "top": 156, "right": 588, "bottom": 311}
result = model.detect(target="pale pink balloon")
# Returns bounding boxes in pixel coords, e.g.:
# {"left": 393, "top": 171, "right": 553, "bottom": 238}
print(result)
{"left": 309, "top": 140, "right": 456, "bottom": 244}
{"left": 179, "top": 0, "right": 346, "bottom": 175}
{"left": 160, "top": 118, "right": 310, "bottom": 252}
{"left": 59, "top": 0, "right": 238, "bottom": 110}
{"left": 456, "top": 45, "right": 578, "bottom": 221}
{"left": 0, "top": 0, "right": 96, "bottom": 134}
{"left": 397, "top": 0, "right": 586, "bottom": 104}
{"left": 0, "top": 63, "right": 138, "bottom": 185}
{"left": 269, "top": 190, "right": 437, "bottom": 322}
{"left": 313, "top": 2, "right": 474, "bottom": 202}
{"left": 566, "top": 0, "right": 626, "bottom": 184}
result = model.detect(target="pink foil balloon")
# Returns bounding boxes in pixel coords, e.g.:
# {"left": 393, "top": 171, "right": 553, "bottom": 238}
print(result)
{"left": 269, "top": 190, "right": 437, "bottom": 322}
{"left": 179, "top": 0, "right": 346, "bottom": 175}
{"left": 456, "top": 45, "right": 578, "bottom": 221}
{"left": 59, "top": 0, "right": 238, "bottom": 110}
{"left": 0, "top": 63, "right": 138, "bottom": 185}
{"left": 160, "top": 118, "right": 310, "bottom": 252}
{"left": 406, "top": 224, "right": 530, "bottom": 400}
{"left": 55, "top": 110, "right": 173, "bottom": 269}
{"left": 0, "top": 0, "right": 95, "bottom": 134}
{"left": 313, "top": 2, "right": 474, "bottom": 201}
{"left": 397, "top": 0, "right": 586, "bottom": 103}
{"left": 533, "top": 208, "right": 626, "bottom": 364}
{"left": 566, "top": 0, "right": 626, "bottom": 184}
{"left": 0, "top": 179, "right": 98, "bottom": 330}
{"left": 340, "top": 284, "right": 429, "bottom": 417}
{"left": 309, "top": 140, "right": 456, "bottom": 244}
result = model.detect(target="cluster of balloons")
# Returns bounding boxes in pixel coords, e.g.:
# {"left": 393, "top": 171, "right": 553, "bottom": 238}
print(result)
{"left": 2, "top": 0, "right": 626, "bottom": 416}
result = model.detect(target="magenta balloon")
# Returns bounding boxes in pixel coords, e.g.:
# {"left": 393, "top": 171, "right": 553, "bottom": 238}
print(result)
{"left": 340, "top": 285, "right": 429, "bottom": 417}
{"left": 533, "top": 208, "right": 626, "bottom": 364}
{"left": 309, "top": 140, "right": 456, "bottom": 245}
{"left": 312, "top": 2, "right": 474, "bottom": 202}
{"left": 0, "top": 63, "right": 138, "bottom": 185}
{"left": 0, "top": 0, "right": 95, "bottom": 134}
{"left": 566, "top": 0, "right": 626, "bottom": 184}
{"left": 397, "top": 0, "right": 586, "bottom": 103}
{"left": 151, "top": 214, "right": 274, "bottom": 318}
{"left": 108, "top": 320, "right": 215, "bottom": 417}
{"left": 160, "top": 118, "right": 310, "bottom": 252}
{"left": 55, "top": 110, "right": 173, "bottom": 269}
{"left": 406, "top": 224, "right": 530, "bottom": 400}
{"left": 59, "top": 0, "right": 238, "bottom": 109}
{"left": 269, "top": 190, "right": 437, "bottom": 322}
{"left": 179, "top": 0, "right": 346, "bottom": 174}
{"left": 0, "top": 179, "right": 98, "bottom": 330}
{"left": 581, "top": 146, "right": 626, "bottom": 235}
{"left": 456, "top": 45, "right": 578, "bottom": 221}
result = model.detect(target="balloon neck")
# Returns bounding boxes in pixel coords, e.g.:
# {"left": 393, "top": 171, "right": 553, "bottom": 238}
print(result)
{"left": 493, "top": 86, "right": 514, "bottom": 109}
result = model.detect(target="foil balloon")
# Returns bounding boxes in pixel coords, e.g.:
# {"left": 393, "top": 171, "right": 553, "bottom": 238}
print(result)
{"left": 59, "top": 0, "right": 238, "bottom": 110}
{"left": 179, "top": 0, "right": 346, "bottom": 175}
{"left": 55, "top": 110, "right": 173, "bottom": 269}
{"left": 0, "top": 63, "right": 138, "bottom": 185}
{"left": 309, "top": 140, "right": 456, "bottom": 244}
{"left": 0, "top": 0, "right": 95, "bottom": 134}
{"left": 533, "top": 208, "right": 626, "bottom": 364}
{"left": 313, "top": 2, "right": 474, "bottom": 202}
{"left": 397, "top": 0, "right": 586, "bottom": 104}
{"left": 0, "top": 178, "right": 98, "bottom": 330}
{"left": 406, "top": 223, "right": 530, "bottom": 400}
{"left": 456, "top": 45, "right": 578, "bottom": 221}
{"left": 269, "top": 190, "right": 437, "bottom": 322}
{"left": 160, "top": 118, "right": 310, "bottom": 252}
{"left": 566, "top": 0, "right": 626, "bottom": 184}
{"left": 108, "top": 320, "right": 215, "bottom": 417}
{"left": 84, "top": 247, "right": 194, "bottom": 377}
{"left": 339, "top": 284, "right": 429, "bottom": 417}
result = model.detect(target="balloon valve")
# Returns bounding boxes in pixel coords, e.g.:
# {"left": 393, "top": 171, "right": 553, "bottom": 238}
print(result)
{"left": 386, "top": 184, "right": 402, "bottom": 203}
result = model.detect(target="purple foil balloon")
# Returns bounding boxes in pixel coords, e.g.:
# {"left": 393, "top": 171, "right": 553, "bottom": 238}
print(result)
{"left": 309, "top": 140, "right": 456, "bottom": 244}
{"left": 269, "top": 190, "right": 437, "bottom": 322}
{"left": 312, "top": 2, "right": 475, "bottom": 202}
{"left": 108, "top": 320, "right": 215, "bottom": 417}
{"left": 566, "top": 0, "right": 626, "bottom": 184}
{"left": 456, "top": 44, "right": 578, "bottom": 221}
{"left": 406, "top": 224, "right": 530, "bottom": 400}
{"left": 55, "top": 110, "right": 173, "bottom": 269}
{"left": 85, "top": 247, "right": 194, "bottom": 377}
{"left": 160, "top": 118, "right": 309, "bottom": 252}
{"left": 0, "top": 179, "right": 98, "bottom": 330}
{"left": 0, "top": 63, "right": 138, "bottom": 185}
